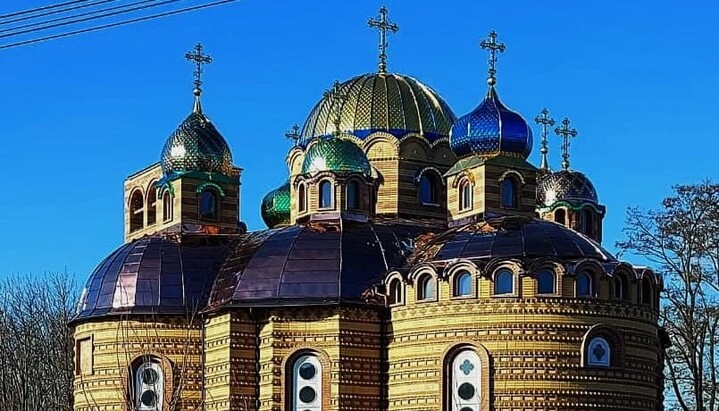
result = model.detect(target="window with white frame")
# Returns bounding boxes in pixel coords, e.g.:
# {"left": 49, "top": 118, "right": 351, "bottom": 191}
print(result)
{"left": 134, "top": 360, "right": 163, "bottom": 411}
{"left": 291, "top": 355, "right": 322, "bottom": 410}
{"left": 448, "top": 349, "right": 481, "bottom": 411}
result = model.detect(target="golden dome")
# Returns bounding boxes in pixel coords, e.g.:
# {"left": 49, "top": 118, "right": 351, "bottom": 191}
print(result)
{"left": 300, "top": 73, "right": 456, "bottom": 146}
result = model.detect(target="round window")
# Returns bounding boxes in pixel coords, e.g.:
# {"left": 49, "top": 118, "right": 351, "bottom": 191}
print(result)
{"left": 299, "top": 386, "right": 316, "bottom": 403}
{"left": 299, "top": 363, "right": 316, "bottom": 380}
{"left": 458, "top": 382, "right": 475, "bottom": 400}
{"left": 142, "top": 368, "right": 159, "bottom": 385}
{"left": 140, "top": 390, "right": 157, "bottom": 406}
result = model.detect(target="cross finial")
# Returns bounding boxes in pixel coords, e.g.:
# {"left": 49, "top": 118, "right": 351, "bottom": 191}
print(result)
{"left": 479, "top": 30, "right": 505, "bottom": 86}
{"left": 185, "top": 43, "right": 212, "bottom": 113}
{"left": 285, "top": 124, "right": 301, "bottom": 146}
{"left": 323, "top": 81, "right": 348, "bottom": 136}
{"left": 554, "top": 117, "right": 578, "bottom": 170}
{"left": 368, "top": 6, "right": 399, "bottom": 74}
{"left": 535, "top": 108, "right": 555, "bottom": 172}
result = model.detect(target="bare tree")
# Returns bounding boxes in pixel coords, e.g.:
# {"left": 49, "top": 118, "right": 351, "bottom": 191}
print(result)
{"left": 0, "top": 272, "right": 76, "bottom": 411}
{"left": 618, "top": 181, "right": 719, "bottom": 411}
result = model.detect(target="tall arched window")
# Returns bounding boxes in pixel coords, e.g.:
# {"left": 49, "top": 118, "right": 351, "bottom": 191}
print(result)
{"left": 419, "top": 173, "right": 438, "bottom": 204}
{"left": 346, "top": 181, "right": 360, "bottom": 210}
{"left": 388, "top": 278, "right": 402, "bottom": 305}
{"left": 494, "top": 269, "right": 514, "bottom": 295}
{"left": 454, "top": 271, "right": 472, "bottom": 297}
{"left": 537, "top": 270, "right": 556, "bottom": 294}
{"left": 459, "top": 179, "right": 472, "bottom": 211}
{"left": 612, "top": 273, "right": 628, "bottom": 300}
{"left": 417, "top": 275, "right": 435, "bottom": 301}
{"left": 199, "top": 189, "right": 219, "bottom": 220}
{"left": 162, "top": 191, "right": 173, "bottom": 222}
{"left": 133, "top": 359, "right": 164, "bottom": 411}
{"left": 447, "top": 349, "right": 481, "bottom": 410}
{"left": 130, "top": 190, "right": 144, "bottom": 232}
{"left": 290, "top": 354, "right": 322, "bottom": 411}
{"left": 586, "top": 337, "right": 611, "bottom": 367}
{"left": 146, "top": 190, "right": 157, "bottom": 226}
{"left": 576, "top": 272, "right": 593, "bottom": 297}
{"left": 298, "top": 184, "right": 307, "bottom": 213}
{"left": 641, "top": 277, "right": 652, "bottom": 306}
{"left": 319, "top": 180, "right": 333, "bottom": 209}
{"left": 500, "top": 177, "right": 518, "bottom": 208}
{"left": 555, "top": 208, "right": 566, "bottom": 225}
{"left": 579, "top": 208, "right": 594, "bottom": 235}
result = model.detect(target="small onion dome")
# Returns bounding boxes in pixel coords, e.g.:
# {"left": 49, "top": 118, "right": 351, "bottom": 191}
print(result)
{"left": 160, "top": 111, "right": 233, "bottom": 176}
{"left": 450, "top": 87, "right": 533, "bottom": 159}
{"left": 301, "top": 137, "right": 372, "bottom": 177}
{"left": 261, "top": 181, "right": 291, "bottom": 228}
{"left": 537, "top": 170, "right": 598, "bottom": 207}
{"left": 300, "top": 73, "right": 456, "bottom": 146}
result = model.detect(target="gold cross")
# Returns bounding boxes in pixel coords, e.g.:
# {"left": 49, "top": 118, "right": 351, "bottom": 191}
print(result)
{"left": 480, "top": 30, "right": 505, "bottom": 86}
{"left": 535, "top": 108, "right": 555, "bottom": 171}
{"left": 368, "top": 6, "right": 399, "bottom": 74}
{"left": 185, "top": 43, "right": 212, "bottom": 94}
{"left": 554, "top": 117, "right": 578, "bottom": 170}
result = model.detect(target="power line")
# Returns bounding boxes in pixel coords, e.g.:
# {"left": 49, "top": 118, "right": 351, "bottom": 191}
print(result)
{"left": 0, "top": 0, "right": 94, "bottom": 20}
{"left": 0, "top": 0, "right": 185, "bottom": 39}
{"left": 0, "top": 0, "right": 118, "bottom": 27}
{"left": 0, "top": 0, "right": 236, "bottom": 50}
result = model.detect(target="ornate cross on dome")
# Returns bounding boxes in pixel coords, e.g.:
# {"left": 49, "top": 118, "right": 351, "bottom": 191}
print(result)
{"left": 535, "top": 108, "right": 555, "bottom": 171}
{"left": 554, "top": 117, "right": 578, "bottom": 170}
{"left": 323, "top": 81, "right": 348, "bottom": 136}
{"left": 185, "top": 43, "right": 212, "bottom": 113}
{"left": 285, "top": 124, "right": 301, "bottom": 146}
{"left": 480, "top": 30, "right": 505, "bottom": 86}
{"left": 368, "top": 6, "right": 399, "bottom": 74}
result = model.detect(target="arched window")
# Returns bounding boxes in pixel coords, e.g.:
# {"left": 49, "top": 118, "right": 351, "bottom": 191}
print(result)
{"left": 641, "top": 277, "right": 652, "bottom": 306}
{"left": 133, "top": 360, "right": 163, "bottom": 411}
{"left": 146, "top": 189, "right": 157, "bottom": 226}
{"left": 419, "top": 173, "right": 438, "bottom": 204}
{"left": 298, "top": 184, "right": 307, "bottom": 213}
{"left": 494, "top": 269, "right": 514, "bottom": 295}
{"left": 447, "top": 349, "right": 481, "bottom": 410}
{"left": 346, "top": 181, "right": 360, "bottom": 210}
{"left": 454, "top": 271, "right": 472, "bottom": 297}
{"left": 417, "top": 275, "right": 435, "bottom": 301}
{"left": 586, "top": 337, "right": 611, "bottom": 367}
{"left": 459, "top": 179, "right": 472, "bottom": 211}
{"left": 576, "top": 272, "right": 593, "bottom": 297}
{"left": 388, "top": 278, "right": 402, "bottom": 305}
{"left": 612, "top": 273, "right": 628, "bottom": 300}
{"left": 130, "top": 190, "right": 144, "bottom": 232}
{"left": 500, "top": 177, "right": 518, "bottom": 208}
{"left": 579, "top": 209, "right": 594, "bottom": 235}
{"left": 319, "top": 180, "right": 333, "bottom": 209}
{"left": 537, "top": 270, "right": 556, "bottom": 294}
{"left": 290, "top": 354, "right": 322, "bottom": 411}
{"left": 555, "top": 208, "right": 566, "bottom": 225}
{"left": 199, "top": 189, "right": 219, "bottom": 220}
{"left": 162, "top": 191, "right": 173, "bottom": 222}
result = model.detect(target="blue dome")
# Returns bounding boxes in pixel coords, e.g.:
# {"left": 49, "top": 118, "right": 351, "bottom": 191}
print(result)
{"left": 450, "top": 87, "right": 533, "bottom": 159}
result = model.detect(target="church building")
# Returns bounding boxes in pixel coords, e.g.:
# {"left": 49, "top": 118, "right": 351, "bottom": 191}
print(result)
{"left": 70, "top": 8, "right": 667, "bottom": 411}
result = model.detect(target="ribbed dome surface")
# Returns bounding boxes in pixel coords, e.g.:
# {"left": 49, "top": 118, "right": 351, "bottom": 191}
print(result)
{"left": 261, "top": 181, "right": 291, "bottom": 229}
{"left": 300, "top": 73, "right": 456, "bottom": 146}
{"left": 160, "top": 111, "right": 233, "bottom": 176}
{"left": 450, "top": 87, "right": 532, "bottom": 159}
{"left": 537, "top": 170, "right": 598, "bottom": 207}
{"left": 302, "top": 138, "right": 372, "bottom": 177}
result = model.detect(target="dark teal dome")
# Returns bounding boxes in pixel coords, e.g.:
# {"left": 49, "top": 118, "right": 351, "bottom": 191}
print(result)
{"left": 160, "top": 111, "right": 233, "bottom": 176}
{"left": 301, "top": 137, "right": 372, "bottom": 177}
{"left": 261, "top": 181, "right": 291, "bottom": 228}
{"left": 450, "top": 87, "right": 532, "bottom": 159}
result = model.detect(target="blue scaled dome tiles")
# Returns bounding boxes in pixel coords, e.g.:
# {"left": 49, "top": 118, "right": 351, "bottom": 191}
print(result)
{"left": 261, "top": 181, "right": 291, "bottom": 229}
{"left": 160, "top": 111, "right": 234, "bottom": 177}
{"left": 301, "top": 138, "right": 372, "bottom": 177}
{"left": 537, "top": 170, "right": 598, "bottom": 207}
{"left": 299, "top": 73, "right": 456, "bottom": 146}
{"left": 72, "top": 236, "right": 230, "bottom": 322}
{"left": 449, "top": 87, "right": 533, "bottom": 159}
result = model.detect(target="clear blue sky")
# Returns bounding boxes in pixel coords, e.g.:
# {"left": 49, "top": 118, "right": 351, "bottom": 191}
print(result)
{"left": 1, "top": 0, "right": 717, "bottom": 280}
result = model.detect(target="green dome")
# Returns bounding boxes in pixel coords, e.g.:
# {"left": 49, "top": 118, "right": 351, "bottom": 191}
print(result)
{"left": 260, "top": 182, "right": 291, "bottom": 228}
{"left": 301, "top": 137, "right": 372, "bottom": 177}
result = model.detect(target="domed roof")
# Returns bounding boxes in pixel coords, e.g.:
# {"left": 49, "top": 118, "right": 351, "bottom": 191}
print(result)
{"left": 206, "top": 221, "right": 428, "bottom": 309}
{"left": 72, "top": 236, "right": 230, "bottom": 323}
{"left": 450, "top": 87, "right": 533, "bottom": 159}
{"left": 301, "top": 137, "right": 372, "bottom": 177}
{"left": 537, "top": 170, "right": 598, "bottom": 207}
{"left": 261, "top": 181, "right": 291, "bottom": 229}
{"left": 299, "top": 73, "right": 456, "bottom": 146}
{"left": 410, "top": 214, "right": 615, "bottom": 266}
{"left": 160, "top": 110, "right": 233, "bottom": 176}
